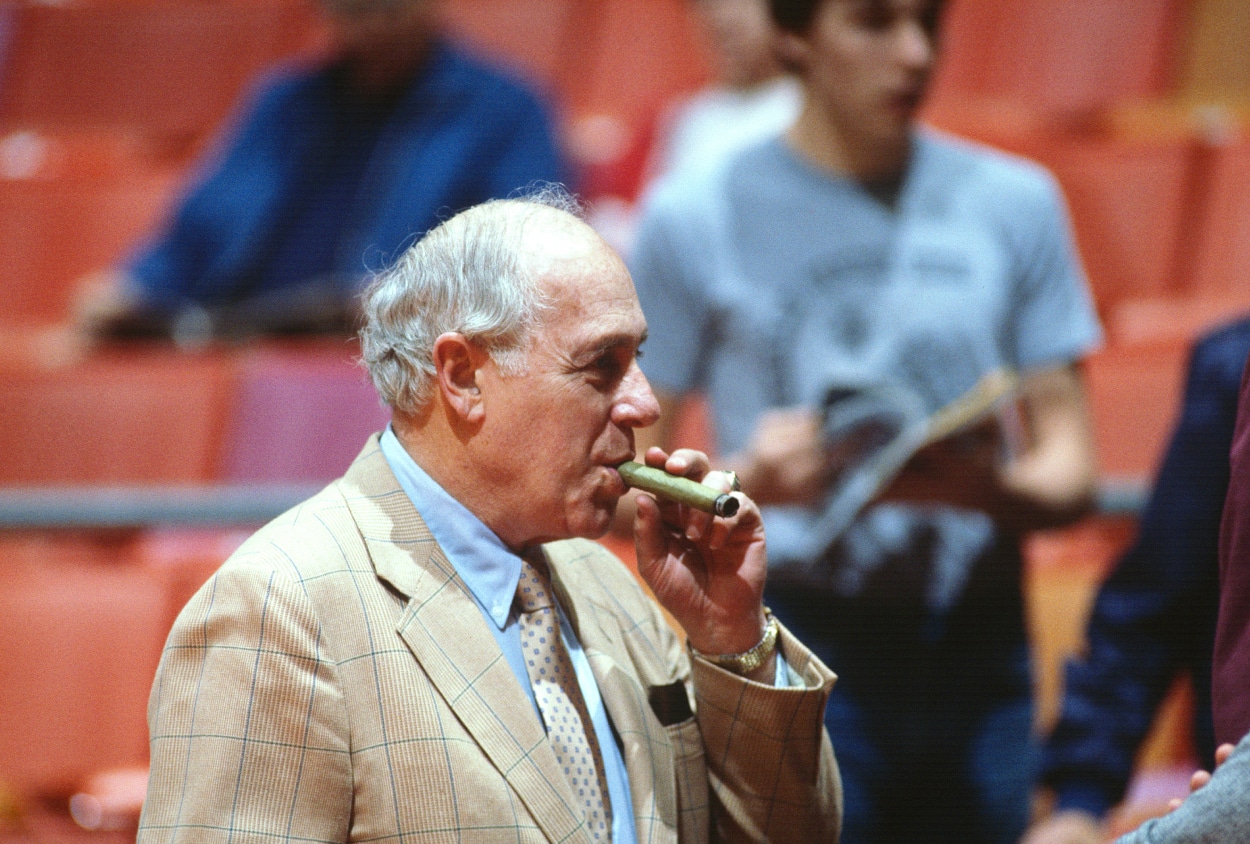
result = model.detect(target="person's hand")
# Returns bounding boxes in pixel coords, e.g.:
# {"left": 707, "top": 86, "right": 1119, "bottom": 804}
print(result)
{"left": 1018, "top": 809, "right": 1103, "bottom": 844}
{"left": 1167, "top": 743, "right": 1236, "bottom": 811}
{"left": 631, "top": 446, "right": 770, "bottom": 676}
{"left": 72, "top": 269, "right": 141, "bottom": 339}
{"left": 882, "top": 415, "right": 1005, "bottom": 511}
{"left": 731, "top": 407, "right": 832, "bottom": 506}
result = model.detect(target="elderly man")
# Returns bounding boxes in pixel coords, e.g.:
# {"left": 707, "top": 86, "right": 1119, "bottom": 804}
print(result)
{"left": 138, "top": 189, "right": 841, "bottom": 843}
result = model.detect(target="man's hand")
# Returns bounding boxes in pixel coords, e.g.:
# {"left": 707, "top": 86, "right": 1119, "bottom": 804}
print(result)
{"left": 1167, "top": 742, "right": 1236, "bottom": 811}
{"left": 631, "top": 446, "right": 771, "bottom": 676}
{"left": 1018, "top": 809, "right": 1103, "bottom": 844}
{"left": 730, "top": 407, "right": 833, "bottom": 506}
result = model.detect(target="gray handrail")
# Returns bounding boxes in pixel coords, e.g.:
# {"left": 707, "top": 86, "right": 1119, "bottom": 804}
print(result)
{"left": 0, "top": 477, "right": 1150, "bottom": 529}
{"left": 0, "top": 484, "right": 325, "bottom": 528}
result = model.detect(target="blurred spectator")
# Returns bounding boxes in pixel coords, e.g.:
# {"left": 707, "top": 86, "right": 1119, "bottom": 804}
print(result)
{"left": 1215, "top": 314, "right": 1250, "bottom": 748}
{"left": 626, "top": 0, "right": 1101, "bottom": 841}
{"left": 1023, "top": 318, "right": 1250, "bottom": 844}
{"left": 645, "top": 0, "right": 800, "bottom": 186}
{"left": 591, "top": 0, "right": 799, "bottom": 257}
{"left": 76, "top": 0, "right": 568, "bottom": 343}
{"left": 1108, "top": 342, "right": 1250, "bottom": 840}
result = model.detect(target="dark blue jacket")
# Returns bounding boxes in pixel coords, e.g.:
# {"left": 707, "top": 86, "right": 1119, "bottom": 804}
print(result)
{"left": 1041, "top": 317, "right": 1250, "bottom": 816}
{"left": 128, "top": 40, "right": 568, "bottom": 309}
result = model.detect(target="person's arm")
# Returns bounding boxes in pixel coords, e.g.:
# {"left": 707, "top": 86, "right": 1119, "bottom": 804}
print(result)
{"left": 886, "top": 363, "right": 1096, "bottom": 532}
{"left": 1027, "top": 329, "right": 1241, "bottom": 842}
{"left": 631, "top": 445, "right": 841, "bottom": 841}
{"left": 996, "top": 363, "right": 1098, "bottom": 529}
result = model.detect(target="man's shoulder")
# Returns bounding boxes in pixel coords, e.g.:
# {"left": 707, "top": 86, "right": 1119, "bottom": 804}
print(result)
{"left": 917, "top": 126, "right": 1061, "bottom": 200}
{"left": 216, "top": 480, "right": 365, "bottom": 583}
{"left": 635, "top": 142, "right": 768, "bottom": 242}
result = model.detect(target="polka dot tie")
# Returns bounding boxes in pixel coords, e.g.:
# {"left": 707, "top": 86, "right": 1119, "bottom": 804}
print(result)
{"left": 516, "top": 554, "right": 612, "bottom": 841}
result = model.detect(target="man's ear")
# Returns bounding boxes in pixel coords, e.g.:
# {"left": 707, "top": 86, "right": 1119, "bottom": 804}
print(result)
{"left": 431, "top": 332, "right": 488, "bottom": 424}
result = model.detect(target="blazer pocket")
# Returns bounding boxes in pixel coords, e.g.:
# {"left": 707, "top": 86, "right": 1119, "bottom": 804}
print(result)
{"left": 648, "top": 680, "right": 693, "bottom": 727}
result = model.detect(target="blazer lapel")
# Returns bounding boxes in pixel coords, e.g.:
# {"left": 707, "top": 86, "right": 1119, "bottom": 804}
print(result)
{"left": 543, "top": 548, "right": 680, "bottom": 844}
{"left": 340, "top": 438, "right": 591, "bottom": 844}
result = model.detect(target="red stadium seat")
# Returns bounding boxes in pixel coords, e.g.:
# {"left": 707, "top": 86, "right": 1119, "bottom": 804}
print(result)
{"left": 217, "top": 341, "right": 389, "bottom": 483}
{"left": 439, "top": 0, "right": 578, "bottom": 97}
{"left": 1188, "top": 137, "right": 1250, "bottom": 301}
{"left": 930, "top": 0, "right": 1183, "bottom": 116}
{"left": 0, "top": 535, "right": 166, "bottom": 798}
{"left": 0, "top": 0, "right": 319, "bottom": 145}
{"left": 0, "top": 130, "right": 181, "bottom": 326}
{"left": 1035, "top": 136, "right": 1200, "bottom": 312}
{"left": 1083, "top": 338, "right": 1189, "bottom": 481}
{"left": 558, "top": 0, "right": 712, "bottom": 201}
{"left": 0, "top": 349, "right": 234, "bottom": 485}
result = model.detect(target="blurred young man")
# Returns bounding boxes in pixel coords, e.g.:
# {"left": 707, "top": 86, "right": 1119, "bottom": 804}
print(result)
{"left": 628, "top": 1, "right": 1101, "bottom": 841}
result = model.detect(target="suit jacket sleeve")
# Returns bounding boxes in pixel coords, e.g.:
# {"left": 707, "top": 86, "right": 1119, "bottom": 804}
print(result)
{"left": 689, "top": 627, "right": 841, "bottom": 842}
{"left": 140, "top": 560, "right": 353, "bottom": 843}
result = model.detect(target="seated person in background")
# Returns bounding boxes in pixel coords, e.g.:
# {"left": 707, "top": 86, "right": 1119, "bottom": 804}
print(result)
{"left": 138, "top": 188, "right": 842, "bottom": 843}
{"left": 77, "top": 0, "right": 568, "bottom": 342}
{"left": 1021, "top": 317, "right": 1250, "bottom": 844}
{"left": 645, "top": 0, "right": 800, "bottom": 184}
{"left": 594, "top": 0, "right": 799, "bottom": 255}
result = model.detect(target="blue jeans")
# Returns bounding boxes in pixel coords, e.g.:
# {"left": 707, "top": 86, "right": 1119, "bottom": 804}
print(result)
{"left": 769, "top": 583, "right": 1038, "bottom": 844}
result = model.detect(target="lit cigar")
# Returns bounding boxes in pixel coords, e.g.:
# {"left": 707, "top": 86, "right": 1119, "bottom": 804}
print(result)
{"left": 617, "top": 461, "right": 740, "bottom": 517}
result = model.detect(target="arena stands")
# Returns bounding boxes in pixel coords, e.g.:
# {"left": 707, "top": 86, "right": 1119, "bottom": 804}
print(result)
{"left": 1, "top": 0, "right": 1249, "bottom": 839}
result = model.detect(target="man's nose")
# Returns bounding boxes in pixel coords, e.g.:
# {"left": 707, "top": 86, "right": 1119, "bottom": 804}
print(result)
{"left": 613, "top": 363, "right": 661, "bottom": 428}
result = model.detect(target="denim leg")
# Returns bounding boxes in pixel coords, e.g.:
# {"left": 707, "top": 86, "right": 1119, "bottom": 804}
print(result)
{"left": 767, "top": 585, "right": 1036, "bottom": 844}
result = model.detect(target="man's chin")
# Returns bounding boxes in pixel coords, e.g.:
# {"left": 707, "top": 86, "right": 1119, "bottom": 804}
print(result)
{"left": 571, "top": 501, "right": 618, "bottom": 541}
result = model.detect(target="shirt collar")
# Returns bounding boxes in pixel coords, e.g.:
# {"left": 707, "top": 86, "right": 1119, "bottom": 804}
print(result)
{"left": 379, "top": 425, "right": 522, "bottom": 628}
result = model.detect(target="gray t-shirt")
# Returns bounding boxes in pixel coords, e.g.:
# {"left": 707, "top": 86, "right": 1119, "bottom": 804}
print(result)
{"left": 630, "top": 130, "right": 1102, "bottom": 611}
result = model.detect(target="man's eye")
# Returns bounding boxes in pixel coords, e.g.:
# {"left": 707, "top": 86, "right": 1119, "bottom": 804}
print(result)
{"left": 587, "top": 352, "right": 627, "bottom": 381}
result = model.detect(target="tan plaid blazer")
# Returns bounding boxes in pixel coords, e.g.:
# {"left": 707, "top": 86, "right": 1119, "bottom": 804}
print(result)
{"left": 139, "top": 436, "right": 841, "bottom": 843}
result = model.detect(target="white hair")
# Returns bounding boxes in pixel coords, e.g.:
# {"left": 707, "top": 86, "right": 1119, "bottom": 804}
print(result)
{"left": 359, "top": 185, "right": 584, "bottom": 414}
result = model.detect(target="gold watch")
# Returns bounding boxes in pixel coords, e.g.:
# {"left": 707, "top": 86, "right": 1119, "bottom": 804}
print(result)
{"left": 691, "top": 609, "right": 779, "bottom": 675}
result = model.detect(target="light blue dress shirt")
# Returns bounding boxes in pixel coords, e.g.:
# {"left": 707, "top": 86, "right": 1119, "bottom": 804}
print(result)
{"left": 379, "top": 427, "right": 639, "bottom": 844}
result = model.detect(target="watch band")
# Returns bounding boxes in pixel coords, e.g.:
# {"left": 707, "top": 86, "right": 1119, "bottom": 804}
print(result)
{"left": 690, "top": 609, "right": 779, "bottom": 675}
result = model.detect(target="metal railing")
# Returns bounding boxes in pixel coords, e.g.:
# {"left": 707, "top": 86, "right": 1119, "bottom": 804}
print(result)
{"left": 0, "top": 477, "right": 1151, "bottom": 529}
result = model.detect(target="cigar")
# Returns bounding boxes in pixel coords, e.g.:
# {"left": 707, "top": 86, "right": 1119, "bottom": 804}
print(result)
{"left": 617, "top": 461, "right": 740, "bottom": 517}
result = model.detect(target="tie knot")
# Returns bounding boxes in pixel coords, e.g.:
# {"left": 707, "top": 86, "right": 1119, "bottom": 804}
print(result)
{"left": 515, "top": 555, "right": 555, "bottom": 614}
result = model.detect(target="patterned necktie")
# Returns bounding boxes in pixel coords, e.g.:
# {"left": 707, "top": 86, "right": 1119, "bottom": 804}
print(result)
{"left": 515, "top": 554, "right": 612, "bottom": 841}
